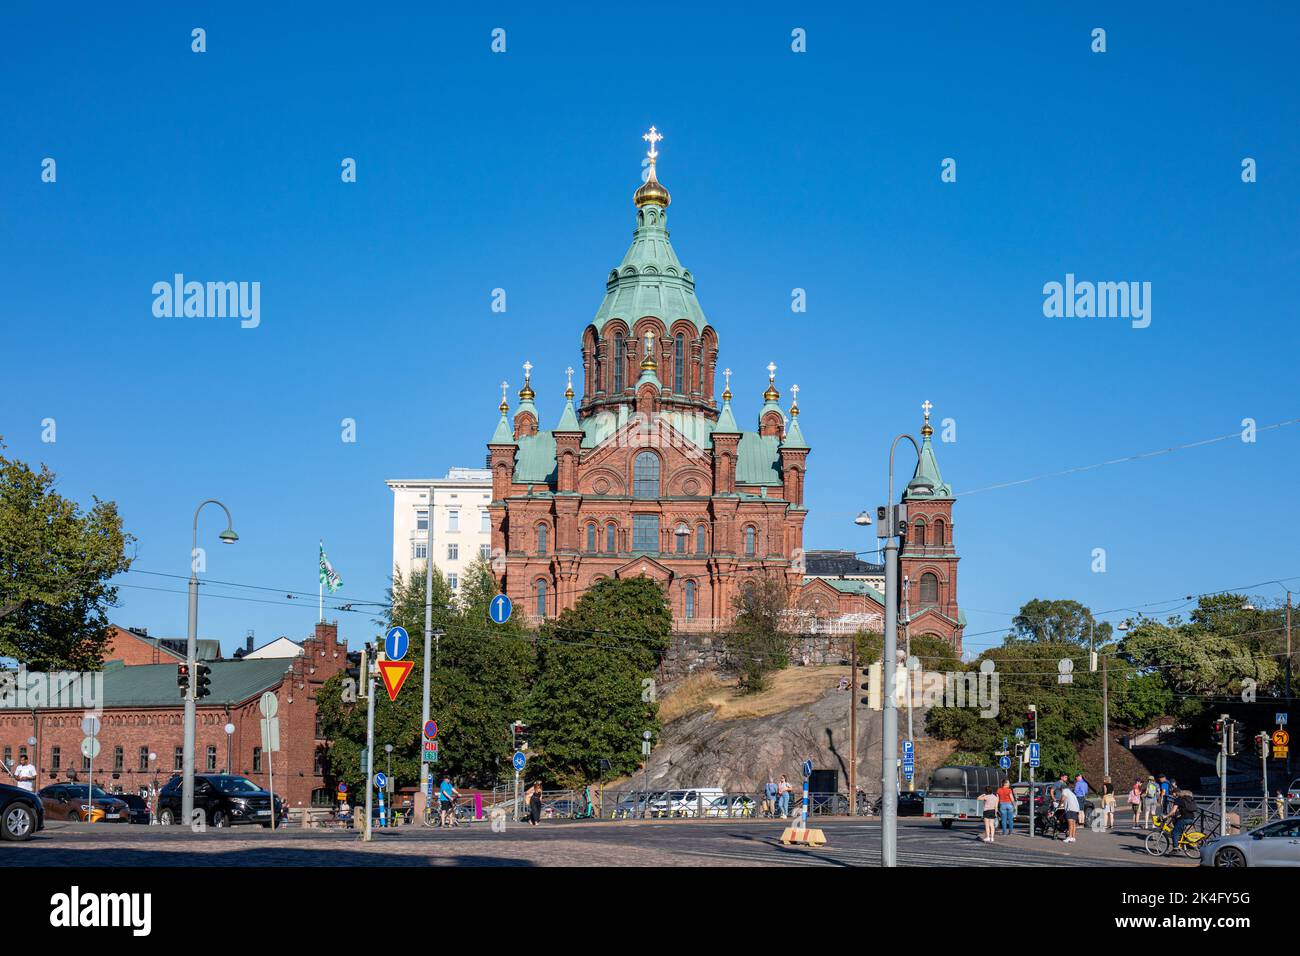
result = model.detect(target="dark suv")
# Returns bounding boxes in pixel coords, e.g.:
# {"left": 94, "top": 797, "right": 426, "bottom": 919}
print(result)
{"left": 156, "top": 774, "right": 287, "bottom": 828}
{"left": 0, "top": 782, "right": 44, "bottom": 841}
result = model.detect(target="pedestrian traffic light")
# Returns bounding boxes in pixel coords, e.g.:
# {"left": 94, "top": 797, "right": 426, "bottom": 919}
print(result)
{"left": 177, "top": 664, "right": 190, "bottom": 698}
{"left": 512, "top": 721, "right": 528, "bottom": 750}
{"left": 195, "top": 663, "right": 212, "bottom": 699}
{"left": 1212, "top": 719, "right": 1224, "bottom": 747}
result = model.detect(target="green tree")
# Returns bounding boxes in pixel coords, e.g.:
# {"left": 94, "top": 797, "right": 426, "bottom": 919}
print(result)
{"left": 316, "top": 562, "right": 533, "bottom": 792}
{"left": 0, "top": 443, "right": 134, "bottom": 668}
{"left": 723, "top": 573, "right": 793, "bottom": 693}
{"left": 1008, "top": 599, "right": 1111, "bottom": 646}
{"left": 526, "top": 577, "right": 670, "bottom": 787}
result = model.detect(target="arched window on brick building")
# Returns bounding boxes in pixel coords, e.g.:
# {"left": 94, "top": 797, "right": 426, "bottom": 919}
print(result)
{"left": 586, "top": 522, "right": 597, "bottom": 552}
{"left": 613, "top": 333, "right": 625, "bottom": 392}
{"left": 913, "top": 519, "right": 927, "bottom": 547}
{"left": 536, "top": 524, "right": 548, "bottom": 554}
{"left": 933, "top": 518, "right": 946, "bottom": 547}
{"left": 606, "top": 522, "right": 617, "bottom": 553}
{"left": 674, "top": 333, "right": 685, "bottom": 393}
{"left": 535, "top": 579, "right": 548, "bottom": 618}
{"left": 634, "top": 452, "right": 661, "bottom": 498}
{"left": 684, "top": 580, "right": 697, "bottom": 620}
{"left": 744, "top": 525, "right": 756, "bottom": 557}
{"left": 920, "top": 572, "right": 939, "bottom": 606}
{"left": 695, "top": 524, "right": 707, "bottom": 555}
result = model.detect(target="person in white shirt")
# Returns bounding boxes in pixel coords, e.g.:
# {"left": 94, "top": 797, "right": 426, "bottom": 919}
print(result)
{"left": 1060, "top": 785, "right": 1080, "bottom": 843}
{"left": 13, "top": 755, "right": 38, "bottom": 792}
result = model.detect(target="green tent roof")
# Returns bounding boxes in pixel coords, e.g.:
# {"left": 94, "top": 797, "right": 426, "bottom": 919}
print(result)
{"left": 904, "top": 435, "right": 952, "bottom": 500}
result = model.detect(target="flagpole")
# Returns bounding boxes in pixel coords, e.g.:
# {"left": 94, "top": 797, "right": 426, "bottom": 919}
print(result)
{"left": 318, "top": 540, "right": 324, "bottom": 623}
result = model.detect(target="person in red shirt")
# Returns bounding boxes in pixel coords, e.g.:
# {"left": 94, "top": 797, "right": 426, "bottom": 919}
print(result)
{"left": 996, "top": 779, "right": 1016, "bottom": 836}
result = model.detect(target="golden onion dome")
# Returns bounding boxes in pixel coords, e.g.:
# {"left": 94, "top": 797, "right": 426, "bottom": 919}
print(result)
{"left": 634, "top": 170, "right": 671, "bottom": 208}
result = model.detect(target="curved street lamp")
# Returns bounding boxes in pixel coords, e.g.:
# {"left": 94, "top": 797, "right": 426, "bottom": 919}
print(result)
{"left": 182, "top": 500, "right": 238, "bottom": 827}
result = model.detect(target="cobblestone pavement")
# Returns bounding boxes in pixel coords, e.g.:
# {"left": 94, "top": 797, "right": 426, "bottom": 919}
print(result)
{"left": 0, "top": 818, "right": 1192, "bottom": 867}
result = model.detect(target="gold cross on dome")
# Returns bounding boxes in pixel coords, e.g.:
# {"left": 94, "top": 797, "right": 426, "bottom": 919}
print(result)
{"left": 921, "top": 399, "right": 933, "bottom": 422}
{"left": 642, "top": 126, "right": 663, "bottom": 164}
{"left": 791, "top": 384, "right": 800, "bottom": 401}
{"left": 522, "top": 360, "right": 533, "bottom": 380}
{"left": 565, "top": 366, "right": 574, "bottom": 388}
{"left": 767, "top": 361, "right": 777, "bottom": 381}
{"left": 500, "top": 381, "right": 508, "bottom": 401}
{"left": 723, "top": 368, "right": 732, "bottom": 390}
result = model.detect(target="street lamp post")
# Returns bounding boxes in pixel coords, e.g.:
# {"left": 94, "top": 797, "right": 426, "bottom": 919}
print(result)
{"left": 183, "top": 500, "right": 237, "bottom": 827}
{"left": 880, "top": 432, "right": 921, "bottom": 868}
{"left": 223, "top": 722, "right": 235, "bottom": 774}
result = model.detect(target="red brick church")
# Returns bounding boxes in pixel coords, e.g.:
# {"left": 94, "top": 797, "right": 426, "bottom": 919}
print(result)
{"left": 486, "top": 129, "right": 963, "bottom": 651}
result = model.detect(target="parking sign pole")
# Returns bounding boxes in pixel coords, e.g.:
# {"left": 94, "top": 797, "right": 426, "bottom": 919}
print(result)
{"left": 364, "top": 664, "right": 375, "bottom": 843}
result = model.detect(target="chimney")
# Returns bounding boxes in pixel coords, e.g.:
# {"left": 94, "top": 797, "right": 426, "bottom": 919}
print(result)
{"left": 246, "top": 630, "right": 254, "bottom": 653}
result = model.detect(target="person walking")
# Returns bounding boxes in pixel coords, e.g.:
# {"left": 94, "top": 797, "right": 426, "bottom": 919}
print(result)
{"left": 996, "top": 778, "right": 1016, "bottom": 837}
{"left": 1157, "top": 774, "right": 1170, "bottom": 814}
{"left": 1073, "top": 774, "right": 1089, "bottom": 829}
{"left": 1101, "top": 776, "right": 1115, "bottom": 830}
{"left": 763, "top": 777, "right": 778, "bottom": 818}
{"left": 437, "top": 776, "right": 458, "bottom": 827}
{"left": 777, "top": 774, "right": 792, "bottom": 818}
{"left": 980, "top": 785, "right": 999, "bottom": 843}
{"left": 1141, "top": 776, "right": 1159, "bottom": 828}
{"left": 527, "top": 781, "right": 543, "bottom": 826}
{"left": 1127, "top": 779, "right": 1142, "bottom": 827}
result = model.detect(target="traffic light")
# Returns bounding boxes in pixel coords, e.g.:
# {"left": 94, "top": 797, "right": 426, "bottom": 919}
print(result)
{"left": 512, "top": 721, "right": 528, "bottom": 750}
{"left": 177, "top": 664, "right": 190, "bottom": 698}
{"left": 194, "top": 663, "right": 212, "bottom": 699}
{"left": 1226, "top": 720, "right": 1245, "bottom": 756}
{"left": 1212, "top": 719, "right": 1224, "bottom": 747}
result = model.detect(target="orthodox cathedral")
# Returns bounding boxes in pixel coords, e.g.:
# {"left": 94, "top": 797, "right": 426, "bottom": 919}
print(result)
{"left": 486, "top": 129, "right": 963, "bottom": 650}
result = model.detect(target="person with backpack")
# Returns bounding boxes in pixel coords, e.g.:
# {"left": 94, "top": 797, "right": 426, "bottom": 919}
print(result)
{"left": 1127, "top": 779, "right": 1143, "bottom": 828}
{"left": 1141, "top": 776, "right": 1159, "bottom": 828}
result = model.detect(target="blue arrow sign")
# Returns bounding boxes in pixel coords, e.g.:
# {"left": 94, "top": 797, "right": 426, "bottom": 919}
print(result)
{"left": 384, "top": 626, "right": 409, "bottom": 661}
{"left": 802, "top": 759, "right": 814, "bottom": 779}
{"left": 512, "top": 750, "right": 527, "bottom": 772}
{"left": 1027, "top": 742, "right": 1041, "bottom": 768}
{"left": 374, "top": 771, "right": 387, "bottom": 789}
{"left": 490, "top": 594, "right": 513, "bottom": 625}
{"left": 999, "top": 755, "right": 1011, "bottom": 770}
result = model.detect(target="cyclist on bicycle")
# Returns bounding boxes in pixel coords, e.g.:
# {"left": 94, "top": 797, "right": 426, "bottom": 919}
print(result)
{"left": 1167, "top": 787, "right": 1198, "bottom": 849}
{"left": 438, "top": 776, "right": 459, "bottom": 827}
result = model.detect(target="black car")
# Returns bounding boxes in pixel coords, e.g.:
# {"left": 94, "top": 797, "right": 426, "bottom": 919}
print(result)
{"left": 0, "top": 782, "right": 45, "bottom": 841}
{"left": 114, "top": 793, "right": 153, "bottom": 825}
{"left": 155, "top": 774, "right": 287, "bottom": 828}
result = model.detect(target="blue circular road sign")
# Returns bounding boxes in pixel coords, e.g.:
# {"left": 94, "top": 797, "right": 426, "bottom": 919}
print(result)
{"left": 999, "top": 756, "right": 1011, "bottom": 770}
{"left": 512, "top": 750, "right": 527, "bottom": 772}
{"left": 374, "top": 772, "right": 387, "bottom": 789}
{"left": 384, "top": 626, "right": 410, "bottom": 661}
{"left": 490, "top": 594, "right": 513, "bottom": 625}
{"left": 337, "top": 782, "right": 348, "bottom": 794}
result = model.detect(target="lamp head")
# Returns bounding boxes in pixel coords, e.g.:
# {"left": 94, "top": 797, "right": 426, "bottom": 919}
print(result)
{"left": 219, "top": 528, "right": 239, "bottom": 544}
{"left": 854, "top": 511, "right": 872, "bottom": 527}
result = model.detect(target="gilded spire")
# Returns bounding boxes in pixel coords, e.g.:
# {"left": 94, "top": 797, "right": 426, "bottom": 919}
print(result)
{"left": 920, "top": 399, "right": 934, "bottom": 438}
{"left": 722, "top": 367, "right": 733, "bottom": 402}
{"left": 634, "top": 125, "right": 671, "bottom": 208}
{"left": 499, "top": 380, "right": 509, "bottom": 414}
{"left": 640, "top": 330, "right": 657, "bottom": 371}
{"left": 789, "top": 384, "right": 800, "bottom": 418}
{"left": 564, "top": 366, "right": 575, "bottom": 400}
{"left": 519, "top": 361, "right": 535, "bottom": 401}
{"left": 763, "top": 361, "right": 780, "bottom": 402}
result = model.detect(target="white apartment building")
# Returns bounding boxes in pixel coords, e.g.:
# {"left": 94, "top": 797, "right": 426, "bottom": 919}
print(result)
{"left": 386, "top": 467, "right": 493, "bottom": 595}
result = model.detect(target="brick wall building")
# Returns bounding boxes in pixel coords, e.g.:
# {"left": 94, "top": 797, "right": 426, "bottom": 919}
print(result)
{"left": 0, "top": 622, "right": 348, "bottom": 809}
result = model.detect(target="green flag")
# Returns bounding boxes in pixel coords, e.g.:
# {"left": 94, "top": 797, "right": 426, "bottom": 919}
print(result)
{"left": 319, "top": 542, "right": 343, "bottom": 592}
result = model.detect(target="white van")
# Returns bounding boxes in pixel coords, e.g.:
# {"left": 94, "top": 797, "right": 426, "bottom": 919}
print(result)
{"left": 651, "top": 788, "right": 726, "bottom": 817}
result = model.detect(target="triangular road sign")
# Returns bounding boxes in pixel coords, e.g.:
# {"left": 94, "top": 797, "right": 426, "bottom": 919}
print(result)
{"left": 377, "top": 659, "right": 414, "bottom": 701}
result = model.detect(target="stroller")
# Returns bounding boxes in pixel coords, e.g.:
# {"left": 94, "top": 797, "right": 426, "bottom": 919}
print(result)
{"left": 1039, "top": 805, "right": 1070, "bottom": 838}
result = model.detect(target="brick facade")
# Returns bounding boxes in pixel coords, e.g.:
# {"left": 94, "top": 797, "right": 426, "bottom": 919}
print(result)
{"left": 0, "top": 622, "right": 347, "bottom": 809}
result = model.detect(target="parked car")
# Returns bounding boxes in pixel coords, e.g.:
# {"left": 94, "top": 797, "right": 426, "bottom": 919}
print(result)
{"left": 155, "top": 774, "right": 287, "bottom": 827}
{"left": 704, "top": 795, "right": 755, "bottom": 818}
{"left": 650, "top": 788, "right": 726, "bottom": 817}
{"left": 613, "top": 791, "right": 661, "bottom": 819}
{"left": 114, "top": 792, "right": 153, "bottom": 824}
{"left": 0, "top": 782, "right": 44, "bottom": 841}
{"left": 868, "top": 791, "right": 927, "bottom": 816}
{"left": 38, "top": 783, "right": 130, "bottom": 823}
{"left": 1200, "top": 816, "right": 1300, "bottom": 867}
{"left": 1286, "top": 778, "right": 1300, "bottom": 808}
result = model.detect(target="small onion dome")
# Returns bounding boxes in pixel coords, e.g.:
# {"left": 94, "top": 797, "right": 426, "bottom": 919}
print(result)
{"left": 634, "top": 166, "right": 671, "bottom": 208}
{"left": 763, "top": 380, "right": 781, "bottom": 403}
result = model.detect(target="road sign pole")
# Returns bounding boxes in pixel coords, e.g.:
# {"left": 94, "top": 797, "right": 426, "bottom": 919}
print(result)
{"left": 418, "top": 513, "right": 435, "bottom": 823}
{"left": 364, "top": 668, "right": 375, "bottom": 842}
{"left": 882, "top": 529, "right": 899, "bottom": 867}
{"left": 513, "top": 769, "right": 520, "bottom": 823}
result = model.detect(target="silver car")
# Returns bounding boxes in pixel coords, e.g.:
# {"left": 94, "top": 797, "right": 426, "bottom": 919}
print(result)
{"left": 1200, "top": 817, "right": 1300, "bottom": 867}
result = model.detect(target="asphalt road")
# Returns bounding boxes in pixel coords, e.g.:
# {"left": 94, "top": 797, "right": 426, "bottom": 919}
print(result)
{"left": 1, "top": 817, "right": 1191, "bottom": 867}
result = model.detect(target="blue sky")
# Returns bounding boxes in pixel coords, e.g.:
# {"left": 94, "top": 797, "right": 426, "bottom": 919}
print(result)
{"left": 4, "top": 3, "right": 1298, "bottom": 655}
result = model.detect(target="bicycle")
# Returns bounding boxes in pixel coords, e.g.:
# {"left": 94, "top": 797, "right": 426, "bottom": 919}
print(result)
{"left": 1143, "top": 813, "right": 1207, "bottom": 858}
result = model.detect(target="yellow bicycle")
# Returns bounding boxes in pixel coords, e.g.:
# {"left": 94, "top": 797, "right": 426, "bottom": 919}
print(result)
{"left": 1144, "top": 812, "right": 1207, "bottom": 859}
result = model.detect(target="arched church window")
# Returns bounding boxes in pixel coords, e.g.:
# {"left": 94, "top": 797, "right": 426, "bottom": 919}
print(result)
{"left": 920, "top": 572, "right": 939, "bottom": 605}
{"left": 684, "top": 580, "right": 697, "bottom": 620}
{"left": 606, "top": 522, "right": 617, "bottom": 553}
{"left": 913, "top": 519, "right": 927, "bottom": 547}
{"left": 613, "top": 333, "right": 625, "bottom": 392}
{"left": 933, "top": 518, "right": 945, "bottom": 547}
{"left": 535, "top": 579, "right": 548, "bottom": 617}
{"left": 744, "top": 526, "right": 756, "bottom": 557}
{"left": 675, "top": 524, "right": 689, "bottom": 553}
{"left": 633, "top": 452, "right": 661, "bottom": 498}
{"left": 696, "top": 524, "right": 707, "bottom": 555}
{"left": 537, "top": 524, "right": 548, "bottom": 554}
{"left": 674, "top": 333, "right": 685, "bottom": 393}
{"left": 586, "top": 522, "right": 597, "bottom": 552}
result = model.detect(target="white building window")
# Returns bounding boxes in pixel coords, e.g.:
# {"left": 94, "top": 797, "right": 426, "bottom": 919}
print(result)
{"left": 448, "top": 510, "right": 459, "bottom": 532}
{"left": 448, "top": 574, "right": 459, "bottom": 590}
{"left": 481, "top": 511, "right": 490, "bottom": 533}
{"left": 479, "top": 544, "right": 491, "bottom": 560}
{"left": 447, "top": 543, "right": 459, "bottom": 561}
{"left": 413, "top": 542, "right": 428, "bottom": 560}
{"left": 416, "top": 509, "right": 429, "bottom": 531}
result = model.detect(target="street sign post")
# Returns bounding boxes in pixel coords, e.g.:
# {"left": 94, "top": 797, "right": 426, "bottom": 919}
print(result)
{"left": 80, "top": 715, "right": 100, "bottom": 815}
{"left": 424, "top": 720, "right": 438, "bottom": 740}
{"left": 259, "top": 692, "right": 280, "bottom": 828}
{"left": 999, "top": 755, "right": 1011, "bottom": 770}
{"left": 902, "top": 740, "right": 915, "bottom": 782}
{"left": 490, "top": 594, "right": 513, "bottom": 625}
{"left": 374, "top": 772, "right": 387, "bottom": 827}
{"left": 1027, "top": 742, "right": 1041, "bottom": 767}
{"left": 512, "top": 749, "right": 527, "bottom": 822}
